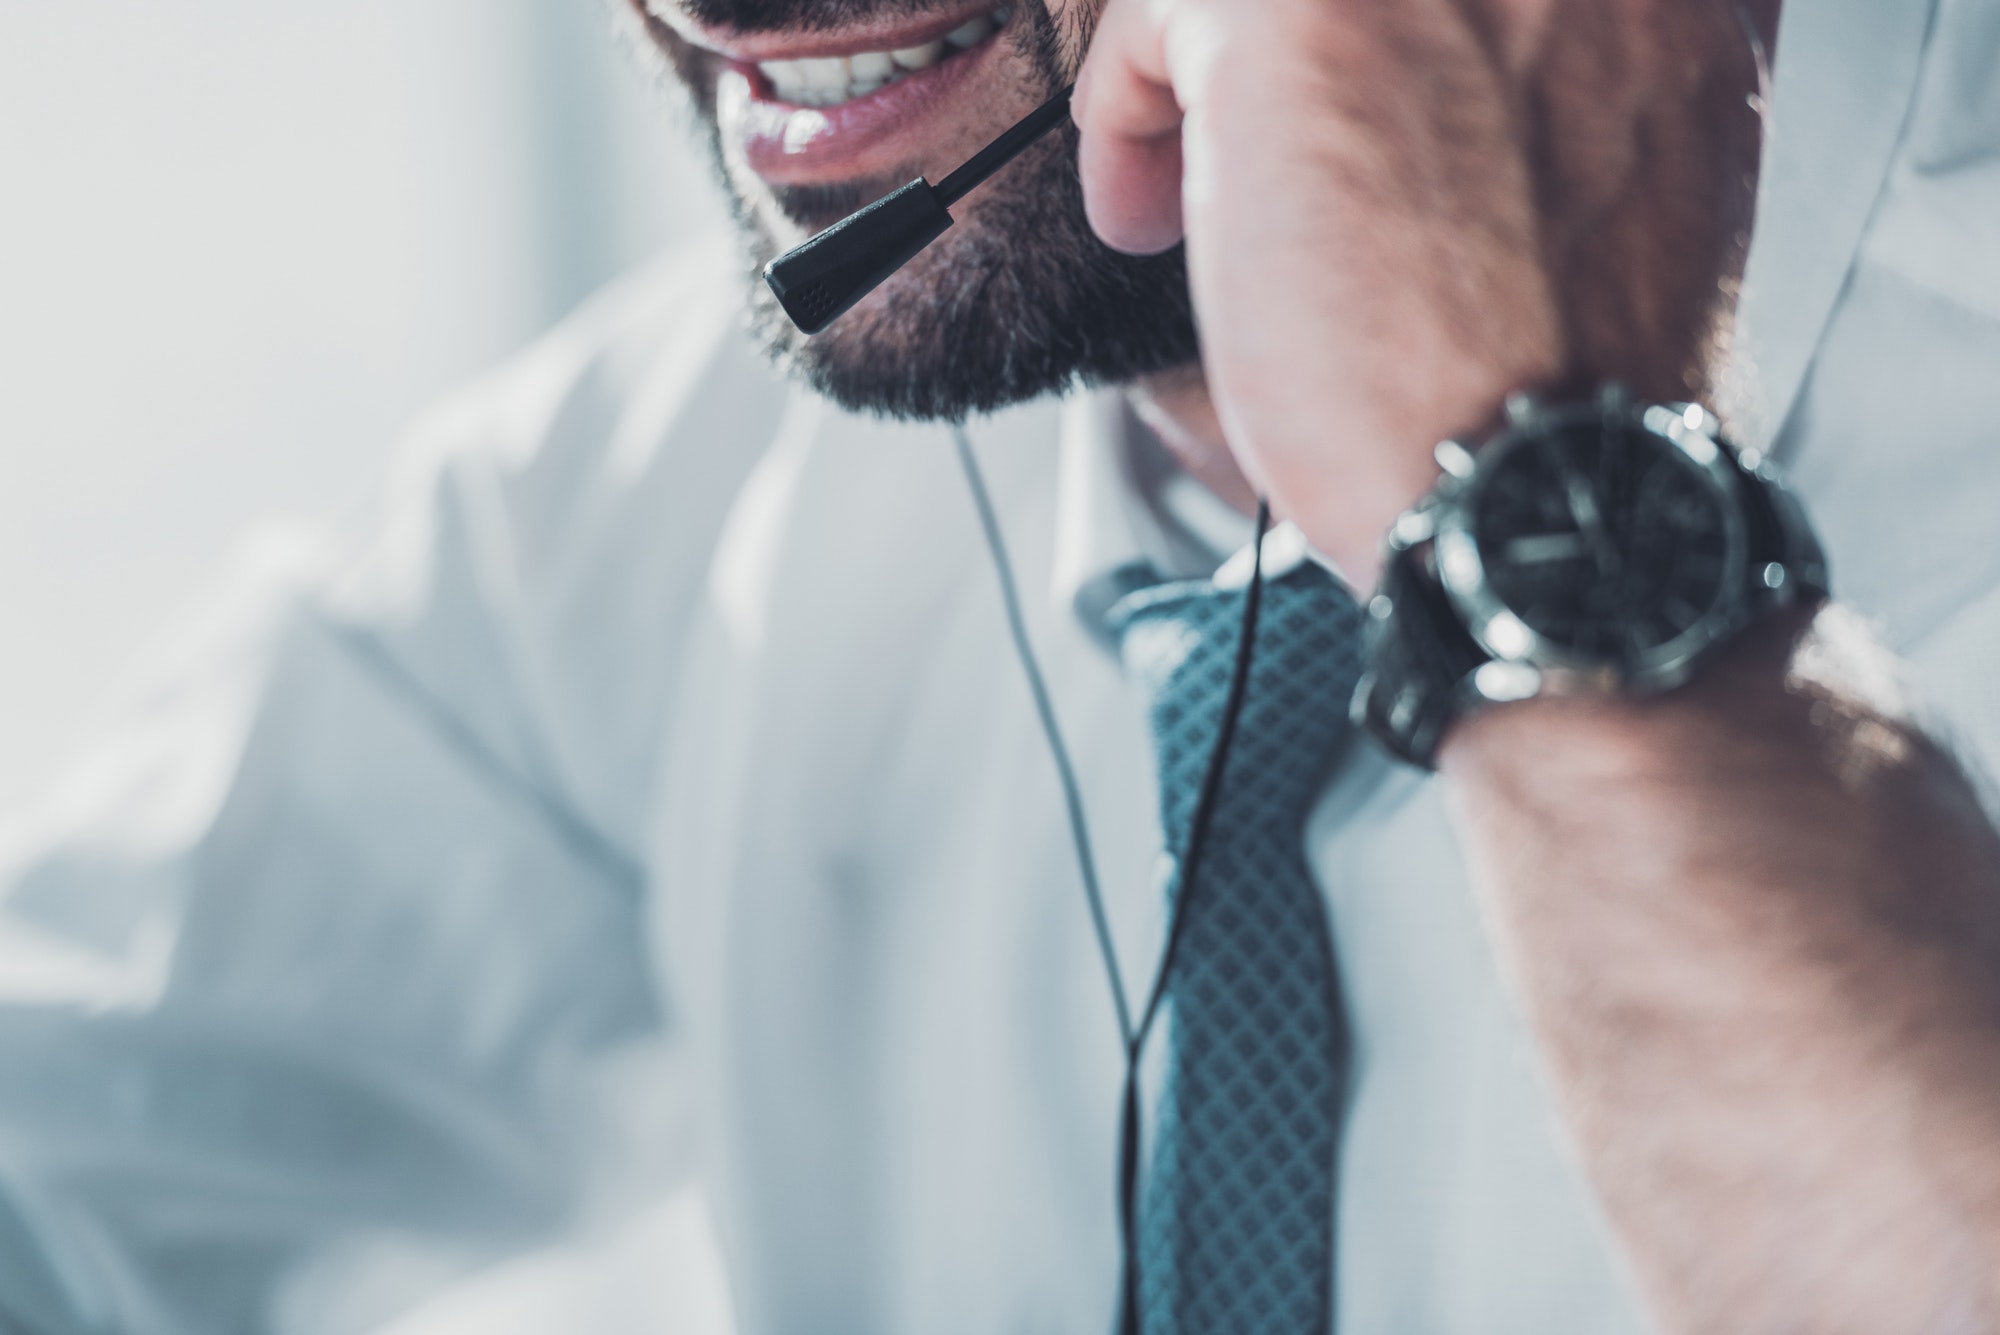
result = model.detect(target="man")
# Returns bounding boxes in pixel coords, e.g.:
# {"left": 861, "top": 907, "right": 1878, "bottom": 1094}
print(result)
{"left": 2, "top": 0, "right": 1997, "bottom": 1332}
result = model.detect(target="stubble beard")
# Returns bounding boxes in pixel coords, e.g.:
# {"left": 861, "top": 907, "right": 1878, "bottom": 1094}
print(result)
{"left": 660, "top": 1, "right": 1201, "bottom": 422}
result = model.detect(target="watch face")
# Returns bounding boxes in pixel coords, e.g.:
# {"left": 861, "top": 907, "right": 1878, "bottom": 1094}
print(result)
{"left": 1455, "top": 407, "right": 1743, "bottom": 668}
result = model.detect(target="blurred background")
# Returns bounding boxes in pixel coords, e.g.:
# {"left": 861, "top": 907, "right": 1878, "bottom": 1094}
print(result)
{"left": 1, "top": 5, "right": 741, "bottom": 1328}
{"left": 0, "top": 0, "right": 731, "bottom": 812}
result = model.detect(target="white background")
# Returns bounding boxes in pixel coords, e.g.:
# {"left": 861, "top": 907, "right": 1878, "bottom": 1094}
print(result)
{"left": 3, "top": 10, "right": 741, "bottom": 1329}
{"left": 0, "top": 0, "right": 731, "bottom": 810}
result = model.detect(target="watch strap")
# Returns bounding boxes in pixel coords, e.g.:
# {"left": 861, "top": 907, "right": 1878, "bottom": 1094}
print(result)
{"left": 1349, "top": 540, "right": 1486, "bottom": 769}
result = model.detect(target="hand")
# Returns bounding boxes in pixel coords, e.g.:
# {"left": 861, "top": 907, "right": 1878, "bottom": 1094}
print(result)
{"left": 1071, "top": 0, "right": 1762, "bottom": 583}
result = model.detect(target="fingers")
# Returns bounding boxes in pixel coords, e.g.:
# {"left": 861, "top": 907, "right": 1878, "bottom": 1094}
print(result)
{"left": 1077, "top": 128, "right": 1184, "bottom": 255}
{"left": 1071, "top": 0, "right": 1186, "bottom": 254}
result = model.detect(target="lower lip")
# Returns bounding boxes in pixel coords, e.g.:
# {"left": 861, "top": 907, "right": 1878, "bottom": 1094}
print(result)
{"left": 719, "top": 36, "right": 999, "bottom": 186}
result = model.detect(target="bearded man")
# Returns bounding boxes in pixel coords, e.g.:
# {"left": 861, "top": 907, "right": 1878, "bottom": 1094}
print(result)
{"left": 2, "top": 0, "right": 1999, "bottom": 1332}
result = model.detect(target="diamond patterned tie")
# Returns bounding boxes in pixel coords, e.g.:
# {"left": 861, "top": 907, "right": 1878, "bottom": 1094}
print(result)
{"left": 1107, "top": 556, "right": 1366, "bottom": 1335}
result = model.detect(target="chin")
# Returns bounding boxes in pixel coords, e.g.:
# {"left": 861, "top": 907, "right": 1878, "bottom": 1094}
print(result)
{"left": 640, "top": 0, "right": 1199, "bottom": 421}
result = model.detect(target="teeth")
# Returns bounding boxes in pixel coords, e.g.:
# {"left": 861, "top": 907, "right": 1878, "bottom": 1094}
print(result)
{"left": 757, "top": 7, "right": 1008, "bottom": 107}
{"left": 849, "top": 50, "right": 895, "bottom": 82}
{"left": 797, "top": 56, "right": 849, "bottom": 95}
{"left": 890, "top": 40, "right": 944, "bottom": 70}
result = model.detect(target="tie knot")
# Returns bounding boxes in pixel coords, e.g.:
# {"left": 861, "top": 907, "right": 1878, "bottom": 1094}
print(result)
{"left": 1108, "top": 560, "right": 1366, "bottom": 852}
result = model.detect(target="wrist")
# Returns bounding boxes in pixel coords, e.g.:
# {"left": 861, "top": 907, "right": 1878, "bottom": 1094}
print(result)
{"left": 1438, "top": 603, "right": 1824, "bottom": 789}
{"left": 1288, "top": 361, "right": 1564, "bottom": 583}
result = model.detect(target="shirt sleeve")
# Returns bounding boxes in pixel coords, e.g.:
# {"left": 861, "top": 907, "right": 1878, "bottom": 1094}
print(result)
{"left": 0, "top": 242, "right": 778, "bottom": 1335}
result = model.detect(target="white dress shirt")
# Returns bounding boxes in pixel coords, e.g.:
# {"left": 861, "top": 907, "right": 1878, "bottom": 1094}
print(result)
{"left": 2, "top": 0, "right": 1997, "bottom": 1331}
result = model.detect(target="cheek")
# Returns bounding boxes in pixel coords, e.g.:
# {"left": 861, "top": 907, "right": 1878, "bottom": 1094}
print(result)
{"left": 1040, "top": 0, "right": 1104, "bottom": 72}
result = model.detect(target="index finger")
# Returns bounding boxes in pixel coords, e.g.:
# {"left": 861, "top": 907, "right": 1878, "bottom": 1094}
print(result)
{"left": 1071, "top": 0, "right": 1187, "bottom": 254}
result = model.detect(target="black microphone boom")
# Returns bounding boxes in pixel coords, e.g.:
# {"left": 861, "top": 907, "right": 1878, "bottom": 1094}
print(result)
{"left": 763, "top": 87, "right": 1073, "bottom": 336}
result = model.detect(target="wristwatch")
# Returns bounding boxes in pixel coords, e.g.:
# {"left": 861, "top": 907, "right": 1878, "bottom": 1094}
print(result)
{"left": 1350, "top": 383, "right": 1829, "bottom": 768}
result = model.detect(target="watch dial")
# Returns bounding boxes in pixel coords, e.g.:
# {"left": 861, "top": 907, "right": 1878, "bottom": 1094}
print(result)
{"left": 1471, "top": 414, "right": 1736, "bottom": 661}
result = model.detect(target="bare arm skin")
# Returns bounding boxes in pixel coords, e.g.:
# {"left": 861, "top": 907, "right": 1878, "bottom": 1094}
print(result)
{"left": 1075, "top": 0, "right": 2000, "bottom": 1328}
{"left": 1448, "top": 609, "right": 2000, "bottom": 1330}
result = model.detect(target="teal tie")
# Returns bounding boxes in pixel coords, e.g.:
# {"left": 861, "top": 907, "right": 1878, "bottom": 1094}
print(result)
{"left": 1107, "top": 557, "right": 1365, "bottom": 1334}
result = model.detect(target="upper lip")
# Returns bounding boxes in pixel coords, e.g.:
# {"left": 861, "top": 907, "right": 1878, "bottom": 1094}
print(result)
{"left": 649, "top": 0, "right": 1003, "bottom": 63}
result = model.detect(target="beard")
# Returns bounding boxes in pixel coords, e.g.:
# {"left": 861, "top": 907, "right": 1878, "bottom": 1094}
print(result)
{"left": 653, "top": 0, "right": 1202, "bottom": 422}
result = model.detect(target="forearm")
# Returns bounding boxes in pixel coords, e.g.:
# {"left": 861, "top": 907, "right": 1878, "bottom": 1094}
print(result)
{"left": 1441, "top": 605, "right": 2000, "bottom": 1331}
{"left": 1070, "top": 0, "right": 1998, "bottom": 1316}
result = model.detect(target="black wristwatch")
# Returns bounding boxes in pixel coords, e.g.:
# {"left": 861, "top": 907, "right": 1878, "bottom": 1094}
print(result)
{"left": 1351, "top": 384, "right": 1829, "bottom": 769}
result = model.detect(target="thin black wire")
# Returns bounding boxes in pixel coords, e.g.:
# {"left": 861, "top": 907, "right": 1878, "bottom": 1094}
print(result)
{"left": 936, "top": 86, "right": 1075, "bottom": 208}
{"left": 951, "top": 420, "right": 1271, "bottom": 1335}
{"left": 1130, "top": 499, "right": 1271, "bottom": 1054}
{"left": 1115, "top": 496, "right": 1272, "bottom": 1335}
{"left": 954, "top": 424, "right": 1134, "bottom": 1047}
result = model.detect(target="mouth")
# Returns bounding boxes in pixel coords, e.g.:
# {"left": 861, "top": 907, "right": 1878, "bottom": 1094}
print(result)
{"left": 670, "top": 2, "right": 1027, "bottom": 195}
{"left": 751, "top": 6, "right": 1011, "bottom": 107}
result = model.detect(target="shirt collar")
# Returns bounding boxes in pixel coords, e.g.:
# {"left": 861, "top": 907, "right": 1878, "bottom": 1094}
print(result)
{"left": 1053, "top": 389, "right": 1334, "bottom": 652}
{"left": 1727, "top": 0, "right": 1937, "bottom": 452}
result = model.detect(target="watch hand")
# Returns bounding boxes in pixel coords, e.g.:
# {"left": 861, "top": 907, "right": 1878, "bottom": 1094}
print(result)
{"left": 1503, "top": 533, "right": 1592, "bottom": 564}
{"left": 1536, "top": 437, "right": 1622, "bottom": 576}
{"left": 1565, "top": 477, "right": 1622, "bottom": 575}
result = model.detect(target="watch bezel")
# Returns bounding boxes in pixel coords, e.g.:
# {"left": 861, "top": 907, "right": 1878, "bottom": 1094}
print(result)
{"left": 1429, "top": 394, "right": 1755, "bottom": 696}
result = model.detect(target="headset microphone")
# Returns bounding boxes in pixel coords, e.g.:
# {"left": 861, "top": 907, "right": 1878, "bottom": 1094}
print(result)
{"left": 764, "top": 86, "right": 1073, "bottom": 334}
